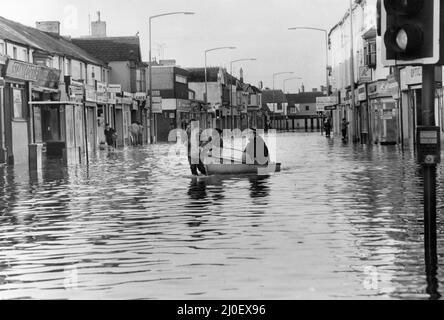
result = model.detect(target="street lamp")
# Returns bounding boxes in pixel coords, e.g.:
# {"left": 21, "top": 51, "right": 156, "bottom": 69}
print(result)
{"left": 149, "top": 11, "right": 194, "bottom": 144}
{"left": 289, "top": 26, "right": 330, "bottom": 135}
{"left": 272, "top": 72, "right": 293, "bottom": 130}
{"left": 229, "top": 58, "right": 257, "bottom": 130}
{"left": 283, "top": 76, "right": 302, "bottom": 93}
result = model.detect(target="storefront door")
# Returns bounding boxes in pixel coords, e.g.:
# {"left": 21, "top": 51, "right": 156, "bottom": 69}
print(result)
{"left": 42, "top": 106, "right": 61, "bottom": 142}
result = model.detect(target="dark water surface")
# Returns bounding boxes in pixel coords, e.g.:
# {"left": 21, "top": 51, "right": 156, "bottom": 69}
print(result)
{"left": 0, "top": 132, "right": 443, "bottom": 299}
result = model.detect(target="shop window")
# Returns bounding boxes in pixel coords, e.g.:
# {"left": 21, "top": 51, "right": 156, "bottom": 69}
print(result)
{"left": 364, "top": 39, "right": 377, "bottom": 69}
{"left": 13, "top": 89, "right": 23, "bottom": 119}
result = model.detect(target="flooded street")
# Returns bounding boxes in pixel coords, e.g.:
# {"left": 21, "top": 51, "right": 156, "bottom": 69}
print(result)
{"left": 0, "top": 132, "right": 443, "bottom": 300}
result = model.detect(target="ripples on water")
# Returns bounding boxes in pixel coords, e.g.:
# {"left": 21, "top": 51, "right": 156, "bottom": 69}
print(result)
{"left": 0, "top": 132, "right": 443, "bottom": 299}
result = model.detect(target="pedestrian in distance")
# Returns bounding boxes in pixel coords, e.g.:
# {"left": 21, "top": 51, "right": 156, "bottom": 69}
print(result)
{"left": 129, "top": 121, "right": 139, "bottom": 146}
{"left": 324, "top": 118, "right": 332, "bottom": 138}
{"left": 104, "top": 123, "right": 117, "bottom": 150}
{"left": 341, "top": 118, "right": 350, "bottom": 141}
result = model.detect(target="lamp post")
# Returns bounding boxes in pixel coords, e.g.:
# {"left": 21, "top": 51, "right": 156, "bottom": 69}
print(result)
{"left": 289, "top": 27, "right": 330, "bottom": 135}
{"left": 229, "top": 58, "right": 257, "bottom": 130}
{"left": 149, "top": 11, "right": 194, "bottom": 144}
{"left": 283, "top": 76, "right": 302, "bottom": 94}
{"left": 272, "top": 72, "right": 293, "bottom": 131}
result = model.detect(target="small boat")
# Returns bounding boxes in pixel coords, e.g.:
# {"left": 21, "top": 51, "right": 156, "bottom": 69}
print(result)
{"left": 205, "top": 162, "right": 281, "bottom": 176}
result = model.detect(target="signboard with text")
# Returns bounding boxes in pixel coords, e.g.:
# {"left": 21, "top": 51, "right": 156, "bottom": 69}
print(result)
{"left": 316, "top": 96, "right": 338, "bottom": 112}
{"left": 359, "top": 66, "right": 372, "bottom": 83}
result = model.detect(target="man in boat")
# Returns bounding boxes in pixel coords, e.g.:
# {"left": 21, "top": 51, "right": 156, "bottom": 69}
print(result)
{"left": 186, "top": 119, "right": 207, "bottom": 176}
{"left": 242, "top": 128, "right": 270, "bottom": 165}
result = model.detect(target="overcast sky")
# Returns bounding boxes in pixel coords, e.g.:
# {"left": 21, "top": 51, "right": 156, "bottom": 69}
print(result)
{"left": 1, "top": 0, "right": 352, "bottom": 92}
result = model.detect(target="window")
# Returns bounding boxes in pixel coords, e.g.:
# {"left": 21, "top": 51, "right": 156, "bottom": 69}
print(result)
{"left": 175, "top": 74, "right": 187, "bottom": 84}
{"left": 65, "top": 58, "right": 72, "bottom": 76}
{"left": 22, "top": 49, "right": 28, "bottom": 62}
{"left": 13, "top": 47, "right": 17, "bottom": 59}
{"left": 92, "top": 67, "right": 95, "bottom": 79}
{"left": 306, "top": 106, "right": 310, "bottom": 111}
{"left": 364, "top": 39, "right": 377, "bottom": 68}
{"left": 13, "top": 89, "right": 23, "bottom": 119}
{"left": 79, "top": 62, "right": 84, "bottom": 79}
{"left": 0, "top": 41, "right": 4, "bottom": 55}
{"left": 277, "top": 104, "right": 282, "bottom": 111}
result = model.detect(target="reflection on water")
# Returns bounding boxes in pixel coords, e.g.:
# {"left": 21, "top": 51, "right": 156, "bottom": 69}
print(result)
{"left": 0, "top": 133, "right": 443, "bottom": 299}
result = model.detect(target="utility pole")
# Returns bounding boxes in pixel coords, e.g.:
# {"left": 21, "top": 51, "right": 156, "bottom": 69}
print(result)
{"left": 349, "top": 0, "right": 356, "bottom": 142}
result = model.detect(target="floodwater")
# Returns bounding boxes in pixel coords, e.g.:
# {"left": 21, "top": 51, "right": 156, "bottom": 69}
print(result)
{"left": 0, "top": 132, "right": 443, "bottom": 300}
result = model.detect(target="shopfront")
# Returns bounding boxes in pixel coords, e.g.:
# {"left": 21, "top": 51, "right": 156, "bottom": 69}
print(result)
{"left": 115, "top": 92, "right": 132, "bottom": 147}
{"left": 368, "top": 80, "right": 398, "bottom": 145}
{"left": 2, "top": 58, "right": 63, "bottom": 166}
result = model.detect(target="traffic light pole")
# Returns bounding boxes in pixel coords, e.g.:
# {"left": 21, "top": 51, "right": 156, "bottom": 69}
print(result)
{"left": 421, "top": 64, "right": 439, "bottom": 299}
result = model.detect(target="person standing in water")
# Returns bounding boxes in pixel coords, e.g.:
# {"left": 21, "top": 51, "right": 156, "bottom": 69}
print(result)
{"left": 243, "top": 128, "right": 270, "bottom": 165}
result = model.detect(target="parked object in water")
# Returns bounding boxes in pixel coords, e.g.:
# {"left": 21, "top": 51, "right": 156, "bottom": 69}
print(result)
{"left": 205, "top": 161, "right": 281, "bottom": 176}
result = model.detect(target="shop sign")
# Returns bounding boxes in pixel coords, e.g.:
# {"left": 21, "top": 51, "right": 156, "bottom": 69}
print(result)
{"left": 69, "top": 85, "right": 84, "bottom": 97}
{"left": 132, "top": 100, "right": 139, "bottom": 110}
{"left": 6, "top": 59, "right": 61, "bottom": 88}
{"left": 97, "top": 92, "right": 108, "bottom": 104}
{"left": 152, "top": 101, "right": 162, "bottom": 114}
{"left": 401, "top": 66, "right": 422, "bottom": 90}
{"left": 316, "top": 96, "right": 339, "bottom": 111}
{"left": 177, "top": 99, "right": 191, "bottom": 112}
{"left": 359, "top": 66, "right": 372, "bottom": 83}
{"left": 96, "top": 81, "right": 107, "bottom": 93}
{"left": 5, "top": 59, "right": 41, "bottom": 82}
{"left": 368, "top": 81, "right": 391, "bottom": 98}
{"left": 122, "top": 97, "right": 133, "bottom": 105}
{"left": 358, "top": 84, "right": 367, "bottom": 102}
{"left": 387, "top": 74, "right": 400, "bottom": 99}
{"left": 134, "top": 92, "right": 147, "bottom": 101}
{"left": 122, "top": 91, "right": 133, "bottom": 98}
{"left": 107, "top": 84, "right": 121, "bottom": 93}
{"left": 108, "top": 92, "right": 117, "bottom": 104}
{"left": 85, "top": 86, "right": 97, "bottom": 102}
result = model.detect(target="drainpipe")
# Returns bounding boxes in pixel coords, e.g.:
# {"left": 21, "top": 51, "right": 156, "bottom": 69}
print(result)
{"left": 0, "top": 84, "right": 6, "bottom": 163}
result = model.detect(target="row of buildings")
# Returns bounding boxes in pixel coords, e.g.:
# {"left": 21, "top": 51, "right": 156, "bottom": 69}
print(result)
{"left": 0, "top": 13, "right": 325, "bottom": 169}
{"left": 327, "top": 0, "right": 444, "bottom": 147}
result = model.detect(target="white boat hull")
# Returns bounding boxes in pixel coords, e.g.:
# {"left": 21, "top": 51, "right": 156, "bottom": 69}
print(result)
{"left": 205, "top": 163, "right": 281, "bottom": 176}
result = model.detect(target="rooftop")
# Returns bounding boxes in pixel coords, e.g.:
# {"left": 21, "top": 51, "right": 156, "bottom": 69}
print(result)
{"left": 71, "top": 36, "right": 142, "bottom": 63}
{"left": 286, "top": 92, "right": 326, "bottom": 105}
{"left": 0, "top": 16, "right": 106, "bottom": 66}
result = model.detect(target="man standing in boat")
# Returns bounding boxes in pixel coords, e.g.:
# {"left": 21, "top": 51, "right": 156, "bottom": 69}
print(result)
{"left": 186, "top": 119, "right": 207, "bottom": 176}
{"left": 243, "top": 128, "right": 270, "bottom": 165}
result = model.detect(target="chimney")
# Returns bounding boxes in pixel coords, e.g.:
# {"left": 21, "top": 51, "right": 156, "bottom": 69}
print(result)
{"left": 258, "top": 81, "right": 263, "bottom": 89}
{"left": 239, "top": 67, "right": 244, "bottom": 83}
{"left": 91, "top": 11, "right": 107, "bottom": 37}
{"left": 36, "top": 21, "right": 60, "bottom": 35}
{"left": 312, "top": 88, "right": 318, "bottom": 92}
{"left": 301, "top": 83, "right": 305, "bottom": 93}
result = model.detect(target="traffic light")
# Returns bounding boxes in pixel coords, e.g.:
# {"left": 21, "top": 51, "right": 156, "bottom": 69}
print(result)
{"left": 381, "top": 0, "right": 444, "bottom": 66}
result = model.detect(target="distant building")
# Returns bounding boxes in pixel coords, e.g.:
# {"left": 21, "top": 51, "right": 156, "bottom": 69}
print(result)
{"left": 146, "top": 60, "right": 192, "bottom": 142}
{"left": 286, "top": 91, "right": 325, "bottom": 131}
